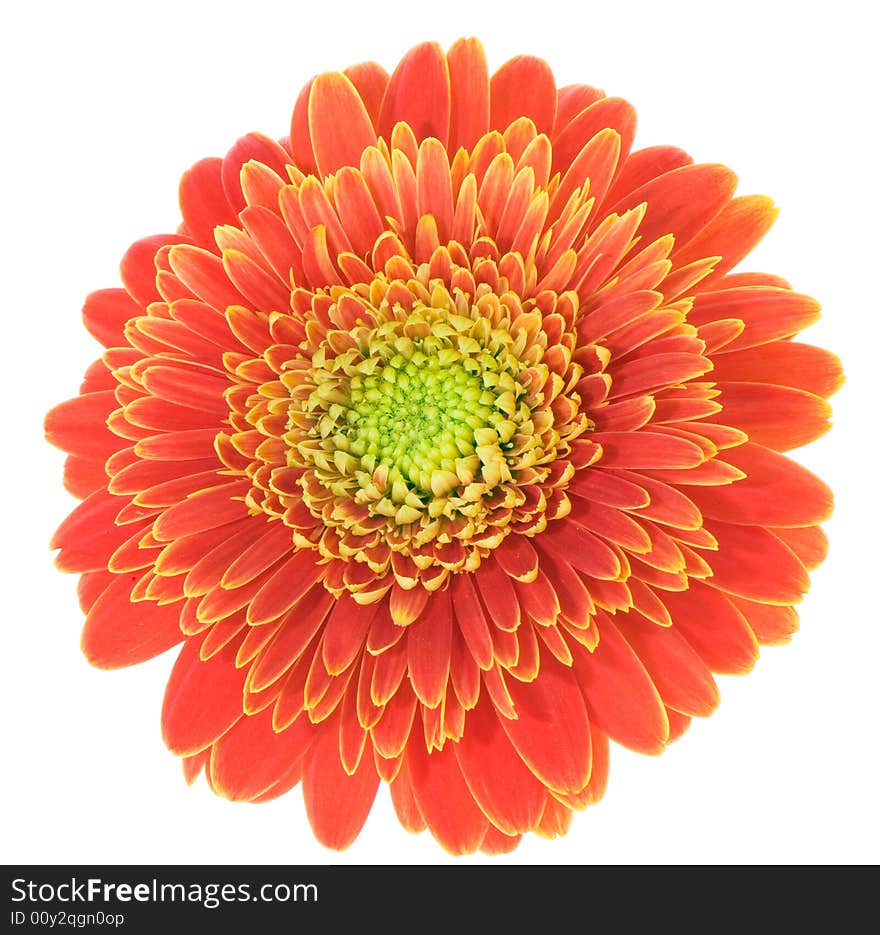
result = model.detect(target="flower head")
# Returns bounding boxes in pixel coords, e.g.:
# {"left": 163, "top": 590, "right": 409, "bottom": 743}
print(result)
{"left": 46, "top": 38, "right": 842, "bottom": 854}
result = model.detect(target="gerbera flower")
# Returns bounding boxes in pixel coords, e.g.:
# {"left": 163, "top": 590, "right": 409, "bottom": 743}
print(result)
{"left": 46, "top": 38, "right": 842, "bottom": 855}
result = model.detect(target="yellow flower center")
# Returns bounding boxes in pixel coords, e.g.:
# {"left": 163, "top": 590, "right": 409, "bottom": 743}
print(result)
{"left": 292, "top": 302, "right": 532, "bottom": 528}
{"left": 223, "top": 265, "right": 598, "bottom": 595}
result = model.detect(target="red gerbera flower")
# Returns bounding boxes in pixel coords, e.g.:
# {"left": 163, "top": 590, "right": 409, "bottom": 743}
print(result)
{"left": 46, "top": 38, "right": 842, "bottom": 855}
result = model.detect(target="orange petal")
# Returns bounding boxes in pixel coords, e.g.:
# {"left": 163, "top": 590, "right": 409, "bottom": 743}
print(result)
{"left": 51, "top": 489, "right": 130, "bottom": 566}
{"left": 378, "top": 41, "right": 450, "bottom": 145}
{"left": 604, "top": 145, "right": 693, "bottom": 208}
{"left": 308, "top": 72, "right": 378, "bottom": 177}
{"left": 672, "top": 194, "right": 778, "bottom": 284}
{"left": 178, "top": 156, "right": 237, "bottom": 246}
{"left": 221, "top": 132, "right": 291, "bottom": 214}
{"left": 82, "top": 575, "right": 184, "bottom": 668}
{"left": 607, "top": 163, "right": 737, "bottom": 252}
{"left": 709, "top": 382, "right": 832, "bottom": 451}
{"left": 322, "top": 594, "right": 381, "bottom": 676}
{"left": 572, "top": 614, "right": 669, "bottom": 754}
{"left": 406, "top": 739, "right": 488, "bottom": 855}
{"left": 454, "top": 699, "right": 547, "bottom": 835}
{"left": 82, "top": 288, "right": 141, "bottom": 348}
{"left": 167, "top": 244, "right": 247, "bottom": 313}
{"left": 389, "top": 757, "right": 426, "bottom": 833}
{"left": 161, "top": 634, "right": 247, "bottom": 756}
{"left": 246, "top": 550, "right": 326, "bottom": 625}
{"left": 302, "top": 716, "right": 379, "bottom": 850}
{"left": 539, "top": 520, "right": 622, "bottom": 580}
{"left": 343, "top": 61, "right": 389, "bottom": 129}
{"left": 614, "top": 612, "right": 719, "bottom": 717}
{"left": 551, "top": 97, "right": 636, "bottom": 179}
{"left": 471, "top": 560, "right": 520, "bottom": 636}
{"left": 46, "top": 390, "right": 123, "bottom": 461}
{"left": 701, "top": 520, "right": 809, "bottom": 605}
{"left": 771, "top": 525, "right": 828, "bottom": 571}
{"left": 490, "top": 55, "right": 557, "bottom": 135}
{"left": 554, "top": 84, "right": 605, "bottom": 130}
{"left": 730, "top": 596, "right": 800, "bottom": 645}
{"left": 121, "top": 233, "right": 192, "bottom": 307}
{"left": 591, "top": 431, "right": 705, "bottom": 470}
{"left": 407, "top": 587, "right": 453, "bottom": 708}
{"left": 209, "top": 706, "right": 315, "bottom": 802}
{"left": 709, "top": 342, "right": 844, "bottom": 398}
{"left": 499, "top": 650, "right": 592, "bottom": 794}
{"left": 152, "top": 481, "right": 249, "bottom": 541}
{"left": 447, "top": 37, "right": 490, "bottom": 151}
{"left": 416, "top": 138, "right": 454, "bottom": 240}
{"left": 689, "top": 286, "right": 821, "bottom": 350}
{"left": 688, "top": 442, "right": 833, "bottom": 527}
{"left": 62, "top": 455, "right": 108, "bottom": 499}
{"left": 451, "top": 573, "right": 495, "bottom": 670}
{"left": 370, "top": 679, "right": 417, "bottom": 758}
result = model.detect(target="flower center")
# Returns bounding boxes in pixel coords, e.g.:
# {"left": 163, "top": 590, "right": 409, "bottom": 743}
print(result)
{"left": 310, "top": 306, "right": 520, "bottom": 505}
{"left": 224, "top": 269, "right": 597, "bottom": 593}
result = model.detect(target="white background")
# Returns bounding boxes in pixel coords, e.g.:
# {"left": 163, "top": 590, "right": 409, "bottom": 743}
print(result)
{"left": 3, "top": 0, "right": 877, "bottom": 865}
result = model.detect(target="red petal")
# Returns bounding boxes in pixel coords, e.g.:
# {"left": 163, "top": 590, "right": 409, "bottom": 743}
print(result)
{"left": 209, "top": 706, "right": 315, "bottom": 801}
{"left": 702, "top": 520, "right": 810, "bottom": 604}
{"left": 45, "top": 392, "right": 121, "bottom": 460}
{"left": 730, "top": 596, "right": 800, "bottom": 645}
{"left": 178, "top": 156, "right": 237, "bottom": 247}
{"left": 490, "top": 55, "right": 556, "bottom": 135}
{"left": 121, "top": 234, "right": 192, "bottom": 307}
{"left": 447, "top": 37, "right": 490, "bottom": 151}
{"left": 161, "top": 634, "right": 247, "bottom": 756}
{"left": 663, "top": 582, "right": 759, "bottom": 674}
{"left": 378, "top": 41, "right": 450, "bottom": 145}
{"left": 614, "top": 612, "right": 719, "bottom": 716}
{"left": 688, "top": 442, "right": 833, "bottom": 527}
{"left": 454, "top": 699, "right": 547, "bottom": 835}
{"left": 407, "top": 587, "right": 453, "bottom": 708}
{"left": 302, "top": 717, "right": 379, "bottom": 850}
{"left": 709, "top": 382, "right": 832, "bottom": 451}
{"left": 82, "top": 575, "right": 184, "bottom": 668}
{"left": 406, "top": 740, "right": 488, "bottom": 855}
{"left": 500, "top": 650, "right": 592, "bottom": 793}
{"left": 709, "top": 342, "right": 843, "bottom": 399}
{"left": 308, "top": 72, "right": 379, "bottom": 177}
{"left": 82, "top": 288, "right": 140, "bottom": 347}
{"left": 607, "top": 163, "right": 737, "bottom": 251}
{"left": 572, "top": 614, "right": 669, "bottom": 754}
{"left": 673, "top": 194, "right": 778, "bottom": 284}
